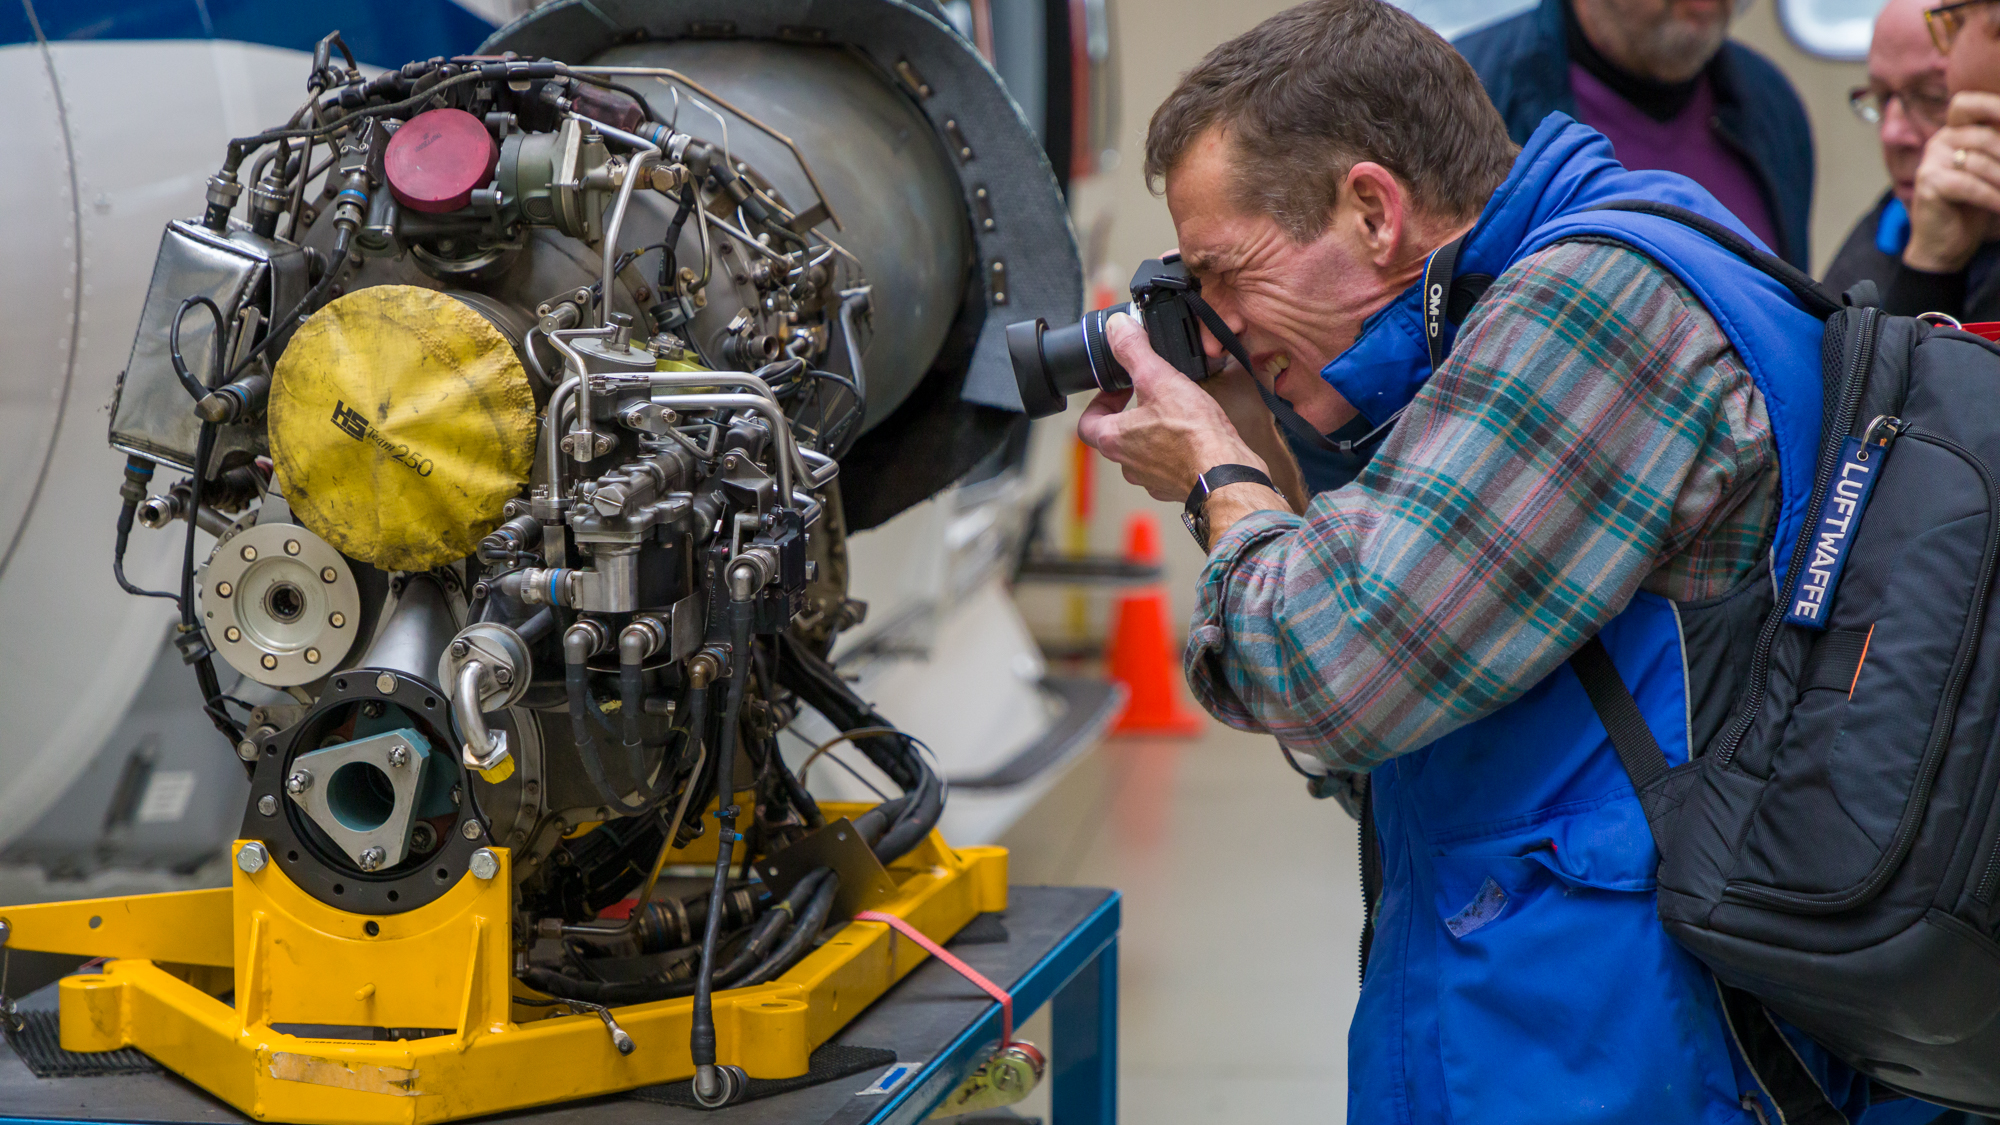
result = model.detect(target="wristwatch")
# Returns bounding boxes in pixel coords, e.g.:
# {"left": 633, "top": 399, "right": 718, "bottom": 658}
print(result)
{"left": 1182, "top": 464, "right": 1274, "bottom": 551}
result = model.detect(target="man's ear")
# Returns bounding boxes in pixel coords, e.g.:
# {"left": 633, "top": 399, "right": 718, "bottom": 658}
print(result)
{"left": 1342, "top": 161, "right": 1411, "bottom": 266}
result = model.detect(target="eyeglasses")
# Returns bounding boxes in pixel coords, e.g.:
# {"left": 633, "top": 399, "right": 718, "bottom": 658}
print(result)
{"left": 1927, "top": 0, "right": 2000, "bottom": 55}
{"left": 1848, "top": 84, "right": 1952, "bottom": 130}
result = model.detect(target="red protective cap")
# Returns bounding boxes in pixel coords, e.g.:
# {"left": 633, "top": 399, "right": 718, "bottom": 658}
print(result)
{"left": 383, "top": 108, "right": 497, "bottom": 215}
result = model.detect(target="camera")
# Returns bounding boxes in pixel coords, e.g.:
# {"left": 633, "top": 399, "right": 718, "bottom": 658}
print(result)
{"left": 1007, "top": 252, "right": 1212, "bottom": 418}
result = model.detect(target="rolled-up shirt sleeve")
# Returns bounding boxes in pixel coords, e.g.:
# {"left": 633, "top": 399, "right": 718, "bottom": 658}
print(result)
{"left": 1183, "top": 240, "right": 1777, "bottom": 772}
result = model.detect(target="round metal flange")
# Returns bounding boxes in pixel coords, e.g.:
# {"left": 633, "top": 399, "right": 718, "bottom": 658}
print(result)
{"left": 201, "top": 521, "right": 361, "bottom": 687}
{"left": 437, "top": 622, "right": 534, "bottom": 713}
{"left": 239, "top": 668, "right": 499, "bottom": 915}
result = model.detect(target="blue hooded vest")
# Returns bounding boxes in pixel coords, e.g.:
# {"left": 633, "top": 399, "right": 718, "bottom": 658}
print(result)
{"left": 1333, "top": 117, "right": 1931, "bottom": 1124}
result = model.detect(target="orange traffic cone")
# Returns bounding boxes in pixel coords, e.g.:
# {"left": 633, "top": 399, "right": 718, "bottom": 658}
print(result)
{"left": 1107, "top": 512, "right": 1206, "bottom": 736}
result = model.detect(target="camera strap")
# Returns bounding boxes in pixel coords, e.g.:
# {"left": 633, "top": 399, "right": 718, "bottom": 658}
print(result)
{"left": 1181, "top": 292, "right": 1364, "bottom": 456}
{"left": 1422, "top": 234, "right": 1466, "bottom": 371}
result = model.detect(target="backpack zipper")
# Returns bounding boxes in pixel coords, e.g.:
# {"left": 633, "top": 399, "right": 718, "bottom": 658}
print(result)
{"left": 1979, "top": 814, "right": 2000, "bottom": 904}
{"left": 1714, "top": 308, "right": 1880, "bottom": 769}
{"left": 1728, "top": 426, "right": 1996, "bottom": 915}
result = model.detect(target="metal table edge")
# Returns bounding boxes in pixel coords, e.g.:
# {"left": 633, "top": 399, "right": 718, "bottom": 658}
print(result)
{"left": 859, "top": 889, "right": 1121, "bottom": 1125}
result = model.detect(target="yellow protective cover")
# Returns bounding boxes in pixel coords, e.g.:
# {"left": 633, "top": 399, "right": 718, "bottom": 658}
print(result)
{"left": 269, "top": 285, "right": 536, "bottom": 572}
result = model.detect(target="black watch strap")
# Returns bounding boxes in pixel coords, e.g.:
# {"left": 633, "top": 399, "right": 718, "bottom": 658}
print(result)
{"left": 1182, "top": 464, "right": 1274, "bottom": 550}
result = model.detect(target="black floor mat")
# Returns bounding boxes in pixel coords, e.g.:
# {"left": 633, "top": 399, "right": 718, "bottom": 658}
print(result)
{"left": 627, "top": 1043, "right": 897, "bottom": 1108}
{"left": 4, "top": 1010, "right": 160, "bottom": 1078}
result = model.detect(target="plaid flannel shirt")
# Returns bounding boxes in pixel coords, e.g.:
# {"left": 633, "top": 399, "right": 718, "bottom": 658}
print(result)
{"left": 1186, "top": 239, "right": 1777, "bottom": 771}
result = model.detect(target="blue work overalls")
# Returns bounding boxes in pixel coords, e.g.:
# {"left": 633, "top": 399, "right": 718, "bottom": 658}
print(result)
{"left": 1325, "top": 117, "right": 1934, "bottom": 1124}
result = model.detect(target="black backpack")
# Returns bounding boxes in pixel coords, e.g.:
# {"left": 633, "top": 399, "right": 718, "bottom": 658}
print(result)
{"left": 1531, "top": 201, "right": 2000, "bottom": 1121}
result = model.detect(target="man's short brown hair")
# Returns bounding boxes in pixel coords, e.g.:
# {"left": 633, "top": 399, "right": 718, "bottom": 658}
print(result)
{"left": 1146, "top": 0, "right": 1516, "bottom": 241}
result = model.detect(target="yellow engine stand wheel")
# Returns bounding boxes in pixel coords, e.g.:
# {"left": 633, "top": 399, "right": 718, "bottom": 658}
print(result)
{"left": 269, "top": 285, "right": 536, "bottom": 572}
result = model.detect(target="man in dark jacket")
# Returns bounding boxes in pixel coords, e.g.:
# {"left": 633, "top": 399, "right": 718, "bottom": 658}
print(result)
{"left": 1454, "top": 0, "right": 1813, "bottom": 269}
{"left": 1871, "top": 0, "right": 2000, "bottom": 321}
{"left": 1823, "top": 0, "right": 1949, "bottom": 299}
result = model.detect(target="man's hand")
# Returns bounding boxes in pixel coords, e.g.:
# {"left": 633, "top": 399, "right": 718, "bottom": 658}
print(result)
{"left": 1078, "top": 313, "right": 1262, "bottom": 499}
{"left": 1905, "top": 91, "right": 2000, "bottom": 273}
{"left": 1201, "top": 361, "right": 1309, "bottom": 513}
{"left": 1078, "top": 313, "right": 1291, "bottom": 543}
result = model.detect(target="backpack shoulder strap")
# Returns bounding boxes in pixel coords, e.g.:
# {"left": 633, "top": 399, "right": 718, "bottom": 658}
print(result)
{"left": 1569, "top": 636, "right": 1852, "bottom": 1125}
{"left": 1424, "top": 198, "right": 1844, "bottom": 372}
{"left": 1580, "top": 200, "right": 1843, "bottom": 320}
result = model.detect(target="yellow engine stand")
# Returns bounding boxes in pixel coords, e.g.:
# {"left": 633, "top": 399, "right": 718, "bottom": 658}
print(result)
{"left": 0, "top": 805, "right": 1007, "bottom": 1125}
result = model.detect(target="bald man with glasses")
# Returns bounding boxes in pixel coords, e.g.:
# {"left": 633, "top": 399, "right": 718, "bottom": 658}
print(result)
{"left": 1825, "top": 0, "right": 1949, "bottom": 297}
{"left": 1861, "top": 0, "right": 2000, "bottom": 318}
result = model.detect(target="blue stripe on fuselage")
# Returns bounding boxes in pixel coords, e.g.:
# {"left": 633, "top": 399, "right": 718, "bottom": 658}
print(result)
{"left": 7, "top": 0, "right": 492, "bottom": 64}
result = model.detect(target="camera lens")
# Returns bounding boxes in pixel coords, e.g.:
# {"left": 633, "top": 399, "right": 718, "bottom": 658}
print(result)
{"left": 1006, "top": 304, "right": 1132, "bottom": 419}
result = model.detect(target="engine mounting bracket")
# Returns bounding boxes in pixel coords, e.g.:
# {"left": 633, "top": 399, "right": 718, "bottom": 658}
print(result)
{"left": 0, "top": 803, "right": 1006, "bottom": 1125}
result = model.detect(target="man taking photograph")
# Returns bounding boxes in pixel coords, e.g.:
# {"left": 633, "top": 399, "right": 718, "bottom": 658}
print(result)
{"left": 1081, "top": 1, "right": 1947, "bottom": 1120}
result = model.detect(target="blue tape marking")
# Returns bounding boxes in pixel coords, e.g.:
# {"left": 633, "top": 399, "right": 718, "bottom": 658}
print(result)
{"left": 857, "top": 1063, "right": 916, "bottom": 1096}
{"left": 1786, "top": 435, "right": 1889, "bottom": 629}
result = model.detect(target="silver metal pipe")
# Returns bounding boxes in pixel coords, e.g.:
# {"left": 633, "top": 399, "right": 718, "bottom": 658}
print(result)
{"left": 703, "top": 213, "right": 791, "bottom": 264}
{"left": 565, "top": 65, "right": 842, "bottom": 231}
{"left": 455, "top": 661, "right": 508, "bottom": 771}
{"left": 571, "top": 114, "right": 662, "bottom": 330}
{"left": 546, "top": 325, "right": 616, "bottom": 466}
{"left": 797, "top": 446, "right": 839, "bottom": 488}
{"left": 544, "top": 376, "right": 578, "bottom": 501}
{"left": 647, "top": 392, "right": 796, "bottom": 503}
{"left": 646, "top": 371, "right": 814, "bottom": 486}
{"left": 838, "top": 287, "right": 870, "bottom": 404}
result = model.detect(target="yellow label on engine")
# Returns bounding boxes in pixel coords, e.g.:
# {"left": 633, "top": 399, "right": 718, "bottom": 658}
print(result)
{"left": 269, "top": 285, "right": 536, "bottom": 572}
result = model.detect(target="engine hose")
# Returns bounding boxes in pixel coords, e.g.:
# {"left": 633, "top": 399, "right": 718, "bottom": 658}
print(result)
{"left": 691, "top": 599, "right": 754, "bottom": 1070}
{"left": 632, "top": 880, "right": 757, "bottom": 956}
{"left": 179, "top": 420, "right": 243, "bottom": 748}
{"left": 619, "top": 658, "right": 647, "bottom": 766}
{"left": 775, "top": 636, "right": 920, "bottom": 789}
{"left": 518, "top": 965, "right": 704, "bottom": 1007}
{"left": 775, "top": 636, "right": 941, "bottom": 860}
{"left": 870, "top": 765, "right": 944, "bottom": 862}
{"left": 566, "top": 627, "right": 675, "bottom": 812}
{"left": 517, "top": 608, "right": 556, "bottom": 643}
{"left": 734, "top": 870, "right": 840, "bottom": 988}
{"left": 710, "top": 867, "right": 829, "bottom": 988}
{"left": 216, "top": 223, "right": 354, "bottom": 392}
{"left": 771, "top": 738, "right": 825, "bottom": 831}
{"left": 112, "top": 458, "right": 178, "bottom": 606}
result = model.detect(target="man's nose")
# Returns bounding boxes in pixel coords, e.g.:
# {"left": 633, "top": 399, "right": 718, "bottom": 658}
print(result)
{"left": 1882, "top": 97, "right": 1929, "bottom": 149}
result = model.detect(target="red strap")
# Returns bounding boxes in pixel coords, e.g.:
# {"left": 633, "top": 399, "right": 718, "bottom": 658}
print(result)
{"left": 856, "top": 911, "right": 1014, "bottom": 1045}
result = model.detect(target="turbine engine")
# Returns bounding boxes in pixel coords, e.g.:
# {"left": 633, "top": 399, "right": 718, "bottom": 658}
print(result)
{"left": 92, "top": 8, "right": 1077, "bottom": 1108}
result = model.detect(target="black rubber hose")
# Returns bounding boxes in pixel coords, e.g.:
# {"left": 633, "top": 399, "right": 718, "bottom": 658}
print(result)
{"left": 711, "top": 867, "right": 829, "bottom": 987}
{"left": 112, "top": 458, "right": 179, "bottom": 606}
{"left": 518, "top": 868, "right": 835, "bottom": 1006}
{"left": 734, "top": 870, "right": 840, "bottom": 988}
{"left": 169, "top": 297, "right": 226, "bottom": 403}
{"left": 217, "top": 225, "right": 352, "bottom": 390}
{"left": 870, "top": 763, "right": 943, "bottom": 862}
{"left": 519, "top": 966, "right": 701, "bottom": 1007}
{"left": 774, "top": 636, "right": 942, "bottom": 861}
{"left": 568, "top": 654, "right": 688, "bottom": 812}
{"left": 517, "top": 608, "right": 555, "bottom": 643}
{"left": 775, "top": 636, "right": 918, "bottom": 789}
{"left": 691, "top": 599, "right": 754, "bottom": 1069}
{"left": 619, "top": 657, "right": 647, "bottom": 762}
